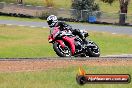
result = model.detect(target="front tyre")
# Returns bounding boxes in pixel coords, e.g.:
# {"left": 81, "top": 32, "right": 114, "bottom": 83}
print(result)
{"left": 53, "top": 42, "right": 72, "bottom": 57}
{"left": 87, "top": 41, "right": 100, "bottom": 57}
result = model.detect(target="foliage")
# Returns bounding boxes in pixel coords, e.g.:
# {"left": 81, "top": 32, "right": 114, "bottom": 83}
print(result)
{"left": 100, "top": 0, "right": 130, "bottom": 24}
{"left": 45, "top": 0, "right": 54, "bottom": 7}
{"left": 100, "top": 0, "right": 130, "bottom": 8}
{"left": 71, "top": 0, "right": 100, "bottom": 21}
{"left": 100, "top": 0, "right": 115, "bottom": 4}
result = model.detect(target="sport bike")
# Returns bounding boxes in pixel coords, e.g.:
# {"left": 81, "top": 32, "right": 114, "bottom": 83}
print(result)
{"left": 48, "top": 27, "right": 100, "bottom": 57}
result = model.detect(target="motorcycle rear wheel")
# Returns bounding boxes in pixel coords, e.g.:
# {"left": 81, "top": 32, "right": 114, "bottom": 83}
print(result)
{"left": 53, "top": 42, "right": 72, "bottom": 57}
{"left": 87, "top": 41, "right": 100, "bottom": 57}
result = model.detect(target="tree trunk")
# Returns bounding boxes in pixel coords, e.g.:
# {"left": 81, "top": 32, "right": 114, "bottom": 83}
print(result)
{"left": 119, "top": 9, "right": 126, "bottom": 25}
{"left": 17, "top": 0, "right": 23, "bottom": 4}
{"left": 119, "top": 0, "right": 129, "bottom": 25}
{"left": 45, "top": 0, "right": 54, "bottom": 7}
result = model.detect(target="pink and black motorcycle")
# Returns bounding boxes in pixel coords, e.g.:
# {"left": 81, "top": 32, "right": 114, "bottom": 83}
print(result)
{"left": 48, "top": 27, "right": 100, "bottom": 57}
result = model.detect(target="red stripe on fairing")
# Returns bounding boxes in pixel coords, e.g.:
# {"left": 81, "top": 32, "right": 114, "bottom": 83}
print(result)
{"left": 62, "top": 36, "right": 76, "bottom": 55}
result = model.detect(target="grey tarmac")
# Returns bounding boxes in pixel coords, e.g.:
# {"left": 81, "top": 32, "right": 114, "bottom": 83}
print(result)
{"left": 0, "top": 20, "right": 132, "bottom": 35}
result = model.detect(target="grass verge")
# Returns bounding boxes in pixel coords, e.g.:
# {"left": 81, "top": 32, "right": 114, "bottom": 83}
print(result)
{"left": 0, "top": 16, "right": 43, "bottom": 22}
{"left": 0, "top": 25, "right": 131, "bottom": 58}
{"left": 0, "top": 66, "right": 131, "bottom": 88}
{"left": 0, "top": 24, "right": 56, "bottom": 58}
{"left": 89, "top": 31, "right": 132, "bottom": 55}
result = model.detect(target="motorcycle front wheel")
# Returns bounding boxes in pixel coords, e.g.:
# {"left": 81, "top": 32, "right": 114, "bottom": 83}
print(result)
{"left": 53, "top": 42, "right": 72, "bottom": 57}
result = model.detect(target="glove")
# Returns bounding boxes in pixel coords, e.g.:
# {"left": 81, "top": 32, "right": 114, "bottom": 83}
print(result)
{"left": 81, "top": 30, "right": 88, "bottom": 37}
{"left": 48, "top": 35, "right": 53, "bottom": 43}
{"left": 84, "top": 32, "right": 88, "bottom": 37}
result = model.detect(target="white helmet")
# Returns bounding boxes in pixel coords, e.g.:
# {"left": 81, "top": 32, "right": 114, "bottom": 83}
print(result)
{"left": 47, "top": 15, "right": 58, "bottom": 28}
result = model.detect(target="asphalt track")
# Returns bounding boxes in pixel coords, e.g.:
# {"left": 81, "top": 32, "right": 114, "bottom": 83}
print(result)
{"left": 0, "top": 56, "right": 132, "bottom": 61}
{"left": 0, "top": 20, "right": 132, "bottom": 35}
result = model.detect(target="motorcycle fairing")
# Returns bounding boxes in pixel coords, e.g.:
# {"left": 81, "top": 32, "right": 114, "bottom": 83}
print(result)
{"left": 56, "top": 40, "right": 65, "bottom": 48}
{"left": 62, "top": 36, "right": 76, "bottom": 55}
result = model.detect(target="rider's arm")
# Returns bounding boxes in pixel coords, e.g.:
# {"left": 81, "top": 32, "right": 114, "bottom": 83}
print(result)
{"left": 58, "top": 21, "right": 72, "bottom": 31}
{"left": 72, "top": 29, "right": 88, "bottom": 39}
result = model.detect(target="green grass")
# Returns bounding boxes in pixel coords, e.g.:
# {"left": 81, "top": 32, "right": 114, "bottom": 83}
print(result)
{"left": 0, "top": 25, "right": 131, "bottom": 58}
{"left": 89, "top": 31, "right": 132, "bottom": 55}
{"left": 0, "top": 15, "right": 46, "bottom": 22}
{"left": 0, "top": 25, "right": 56, "bottom": 58}
{"left": 0, "top": 66, "right": 131, "bottom": 88}
{"left": 0, "top": 16, "right": 43, "bottom": 22}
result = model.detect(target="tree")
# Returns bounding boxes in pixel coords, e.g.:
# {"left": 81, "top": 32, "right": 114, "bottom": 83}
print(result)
{"left": 100, "top": 0, "right": 130, "bottom": 25}
{"left": 100, "top": 0, "right": 115, "bottom": 4}
{"left": 45, "top": 0, "right": 54, "bottom": 7}
{"left": 71, "top": 0, "right": 99, "bottom": 21}
{"left": 17, "top": 0, "right": 23, "bottom": 4}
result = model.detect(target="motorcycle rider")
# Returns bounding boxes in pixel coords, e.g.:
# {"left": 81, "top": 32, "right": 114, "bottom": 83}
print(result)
{"left": 47, "top": 15, "right": 88, "bottom": 42}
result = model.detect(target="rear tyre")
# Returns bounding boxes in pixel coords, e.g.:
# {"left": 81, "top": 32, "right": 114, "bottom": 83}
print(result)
{"left": 87, "top": 41, "right": 100, "bottom": 57}
{"left": 53, "top": 42, "right": 72, "bottom": 57}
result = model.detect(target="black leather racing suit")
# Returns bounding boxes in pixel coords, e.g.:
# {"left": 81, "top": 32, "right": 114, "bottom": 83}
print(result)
{"left": 54, "top": 21, "right": 88, "bottom": 40}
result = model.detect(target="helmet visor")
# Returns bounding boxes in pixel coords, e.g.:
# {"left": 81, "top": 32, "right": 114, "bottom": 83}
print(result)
{"left": 47, "top": 20, "right": 53, "bottom": 26}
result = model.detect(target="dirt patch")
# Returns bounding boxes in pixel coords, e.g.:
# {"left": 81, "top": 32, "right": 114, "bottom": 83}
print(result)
{"left": 0, "top": 58, "right": 132, "bottom": 72}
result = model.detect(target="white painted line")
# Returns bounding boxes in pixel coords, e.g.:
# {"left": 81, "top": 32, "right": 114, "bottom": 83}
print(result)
{"left": 3, "top": 24, "right": 48, "bottom": 29}
{"left": 9, "top": 3, "right": 14, "bottom": 4}
{"left": 36, "top": 6, "right": 43, "bottom": 8}
{"left": 42, "top": 27, "right": 47, "bottom": 28}
{"left": 102, "top": 54, "right": 132, "bottom": 57}
{"left": 0, "top": 2, "right": 6, "bottom": 4}
{"left": 26, "top": 5, "right": 32, "bottom": 7}
{"left": 112, "top": 33, "right": 117, "bottom": 34}
{"left": 59, "top": 8, "right": 65, "bottom": 10}
{"left": 17, "top": 4, "right": 23, "bottom": 6}
{"left": 18, "top": 25, "right": 25, "bottom": 27}
{"left": 6, "top": 24, "right": 13, "bottom": 26}
{"left": 30, "top": 26, "right": 36, "bottom": 28}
